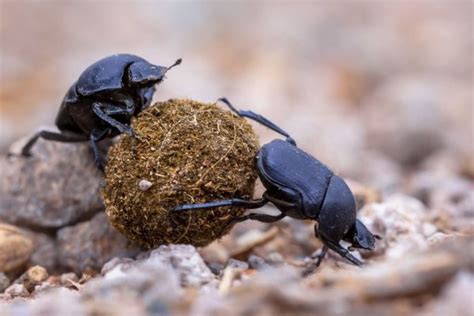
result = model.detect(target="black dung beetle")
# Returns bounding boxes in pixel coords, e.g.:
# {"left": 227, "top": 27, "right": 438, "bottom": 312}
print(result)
{"left": 20, "top": 54, "right": 182, "bottom": 170}
{"left": 172, "top": 98, "right": 377, "bottom": 266}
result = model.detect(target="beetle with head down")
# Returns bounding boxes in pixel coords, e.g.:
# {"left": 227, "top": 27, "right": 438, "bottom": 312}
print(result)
{"left": 173, "top": 98, "right": 378, "bottom": 266}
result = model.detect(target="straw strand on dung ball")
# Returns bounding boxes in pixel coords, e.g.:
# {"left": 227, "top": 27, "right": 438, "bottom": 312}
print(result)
{"left": 101, "top": 99, "right": 259, "bottom": 248}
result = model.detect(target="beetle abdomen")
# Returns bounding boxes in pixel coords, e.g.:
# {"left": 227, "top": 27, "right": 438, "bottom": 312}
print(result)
{"left": 55, "top": 86, "right": 83, "bottom": 133}
{"left": 258, "top": 139, "right": 333, "bottom": 217}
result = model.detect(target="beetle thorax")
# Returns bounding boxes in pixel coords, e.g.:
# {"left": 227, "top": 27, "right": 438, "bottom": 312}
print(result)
{"left": 317, "top": 175, "right": 357, "bottom": 243}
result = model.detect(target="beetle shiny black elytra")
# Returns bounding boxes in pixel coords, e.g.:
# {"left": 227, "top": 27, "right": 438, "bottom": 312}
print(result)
{"left": 172, "top": 98, "right": 377, "bottom": 267}
{"left": 20, "top": 54, "right": 181, "bottom": 170}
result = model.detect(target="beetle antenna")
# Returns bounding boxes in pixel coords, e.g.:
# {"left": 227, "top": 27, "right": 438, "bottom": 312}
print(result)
{"left": 168, "top": 58, "right": 182, "bottom": 70}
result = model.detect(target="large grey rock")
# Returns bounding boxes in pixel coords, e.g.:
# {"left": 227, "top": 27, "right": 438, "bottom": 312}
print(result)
{"left": 27, "top": 232, "right": 58, "bottom": 273}
{"left": 0, "top": 273, "right": 10, "bottom": 292}
{"left": 1, "top": 138, "right": 104, "bottom": 229}
{"left": 57, "top": 212, "right": 139, "bottom": 273}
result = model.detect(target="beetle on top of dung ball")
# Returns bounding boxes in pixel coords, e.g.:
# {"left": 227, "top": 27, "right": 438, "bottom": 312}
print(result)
{"left": 19, "top": 54, "right": 181, "bottom": 170}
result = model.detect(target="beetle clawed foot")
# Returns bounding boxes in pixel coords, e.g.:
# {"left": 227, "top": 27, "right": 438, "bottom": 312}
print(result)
{"left": 6, "top": 150, "right": 30, "bottom": 158}
{"left": 120, "top": 126, "right": 136, "bottom": 138}
{"left": 15, "top": 148, "right": 32, "bottom": 157}
{"left": 20, "top": 151, "right": 32, "bottom": 157}
{"left": 94, "top": 156, "right": 106, "bottom": 172}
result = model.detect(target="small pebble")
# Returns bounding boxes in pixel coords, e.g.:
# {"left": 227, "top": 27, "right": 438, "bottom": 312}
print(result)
{"left": 248, "top": 255, "right": 271, "bottom": 270}
{"left": 207, "top": 262, "right": 225, "bottom": 276}
{"left": 266, "top": 252, "right": 284, "bottom": 265}
{"left": 18, "top": 265, "right": 49, "bottom": 292}
{"left": 0, "top": 223, "right": 34, "bottom": 273}
{"left": 138, "top": 179, "right": 153, "bottom": 191}
{"left": 34, "top": 282, "right": 56, "bottom": 293}
{"left": 60, "top": 272, "right": 79, "bottom": 285}
{"left": 101, "top": 257, "right": 135, "bottom": 276}
{"left": 225, "top": 258, "right": 249, "bottom": 271}
{"left": 27, "top": 266, "right": 49, "bottom": 284}
{"left": 427, "top": 232, "right": 457, "bottom": 245}
{"left": 5, "top": 283, "right": 29, "bottom": 298}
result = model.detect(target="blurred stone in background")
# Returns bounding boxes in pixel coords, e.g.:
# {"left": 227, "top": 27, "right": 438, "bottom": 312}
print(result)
{"left": 1, "top": 2, "right": 471, "bottom": 186}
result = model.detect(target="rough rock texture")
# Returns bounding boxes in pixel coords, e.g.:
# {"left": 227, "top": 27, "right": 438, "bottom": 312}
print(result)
{"left": 2, "top": 288, "right": 85, "bottom": 313}
{"left": 0, "top": 224, "right": 33, "bottom": 273}
{"left": 193, "top": 238, "right": 474, "bottom": 316}
{"left": 4, "top": 283, "right": 29, "bottom": 298}
{"left": 308, "top": 237, "right": 474, "bottom": 300}
{"left": 57, "top": 213, "right": 140, "bottom": 274}
{"left": 358, "top": 194, "right": 438, "bottom": 259}
{"left": 1, "top": 236, "right": 472, "bottom": 315}
{"left": 148, "top": 244, "right": 215, "bottom": 287}
{"left": 0, "top": 273, "right": 10, "bottom": 292}
{"left": 1, "top": 139, "right": 104, "bottom": 229}
{"left": 26, "top": 232, "right": 58, "bottom": 273}
{"left": 81, "top": 256, "right": 183, "bottom": 316}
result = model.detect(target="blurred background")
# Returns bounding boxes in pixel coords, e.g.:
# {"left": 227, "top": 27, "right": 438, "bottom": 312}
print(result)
{"left": 1, "top": 1, "right": 472, "bottom": 194}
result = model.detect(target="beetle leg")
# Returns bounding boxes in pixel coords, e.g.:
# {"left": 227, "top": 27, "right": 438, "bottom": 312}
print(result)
{"left": 228, "top": 211, "right": 286, "bottom": 225}
{"left": 172, "top": 198, "right": 268, "bottom": 212}
{"left": 221, "top": 211, "right": 286, "bottom": 236}
{"left": 92, "top": 102, "right": 135, "bottom": 137}
{"left": 319, "top": 235, "right": 364, "bottom": 266}
{"left": 218, "top": 98, "right": 296, "bottom": 145}
{"left": 313, "top": 246, "right": 329, "bottom": 267}
{"left": 302, "top": 246, "right": 329, "bottom": 276}
{"left": 312, "top": 225, "right": 329, "bottom": 266}
{"left": 262, "top": 192, "right": 299, "bottom": 209}
{"left": 90, "top": 128, "right": 110, "bottom": 171}
{"left": 20, "top": 129, "right": 88, "bottom": 156}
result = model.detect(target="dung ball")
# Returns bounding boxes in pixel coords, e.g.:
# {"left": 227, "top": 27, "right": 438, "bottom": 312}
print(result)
{"left": 101, "top": 99, "right": 259, "bottom": 248}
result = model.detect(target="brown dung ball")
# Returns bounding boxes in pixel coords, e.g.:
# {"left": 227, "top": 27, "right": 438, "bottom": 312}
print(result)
{"left": 101, "top": 99, "right": 259, "bottom": 248}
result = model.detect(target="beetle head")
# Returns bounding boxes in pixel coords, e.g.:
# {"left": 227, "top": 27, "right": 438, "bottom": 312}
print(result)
{"left": 128, "top": 59, "right": 181, "bottom": 87}
{"left": 128, "top": 61, "right": 169, "bottom": 87}
{"left": 316, "top": 175, "right": 369, "bottom": 265}
{"left": 343, "top": 219, "right": 376, "bottom": 251}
